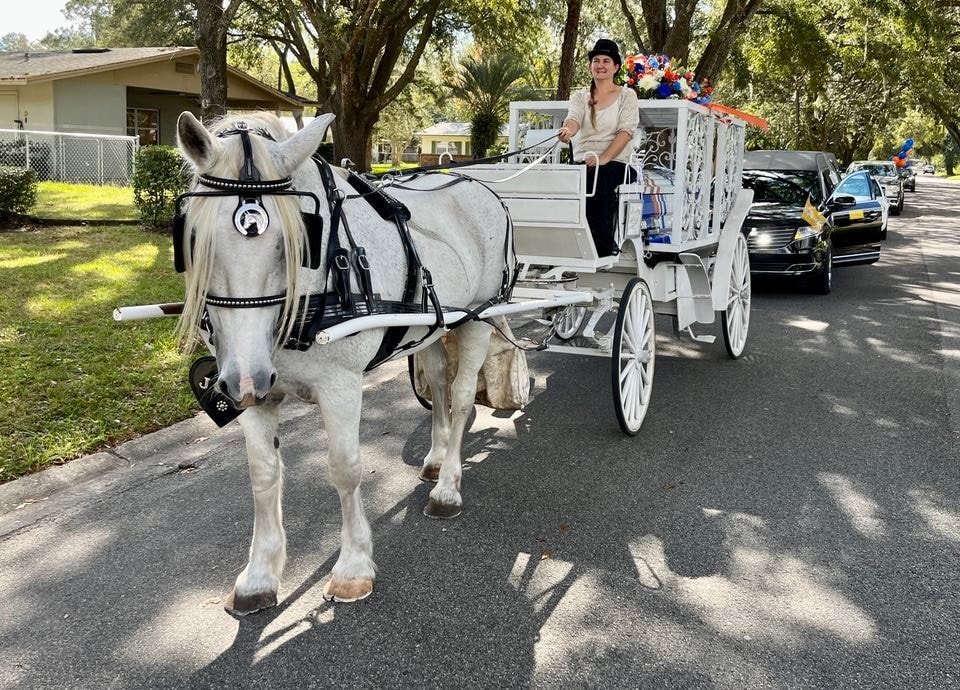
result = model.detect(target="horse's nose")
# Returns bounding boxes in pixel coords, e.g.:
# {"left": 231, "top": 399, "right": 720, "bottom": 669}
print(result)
{"left": 217, "top": 367, "right": 278, "bottom": 406}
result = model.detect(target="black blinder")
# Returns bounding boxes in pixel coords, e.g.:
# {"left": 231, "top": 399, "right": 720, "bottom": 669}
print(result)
{"left": 171, "top": 202, "right": 323, "bottom": 273}
{"left": 301, "top": 212, "right": 324, "bottom": 269}
{"left": 172, "top": 212, "right": 187, "bottom": 273}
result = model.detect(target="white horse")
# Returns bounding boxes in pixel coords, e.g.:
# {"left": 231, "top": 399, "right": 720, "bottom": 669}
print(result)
{"left": 175, "top": 111, "right": 513, "bottom": 613}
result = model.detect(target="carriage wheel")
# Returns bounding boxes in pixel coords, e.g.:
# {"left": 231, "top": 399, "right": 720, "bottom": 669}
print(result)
{"left": 407, "top": 355, "right": 433, "bottom": 411}
{"left": 553, "top": 304, "right": 587, "bottom": 341}
{"left": 721, "top": 232, "right": 751, "bottom": 359}
{"left": 611, "top": 278, "right": 656, "bottom": 435}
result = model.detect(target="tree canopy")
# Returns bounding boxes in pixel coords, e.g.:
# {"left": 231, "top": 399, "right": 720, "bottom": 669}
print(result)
{"left": 22, "top": 0, "right": 960, "bottom": 170}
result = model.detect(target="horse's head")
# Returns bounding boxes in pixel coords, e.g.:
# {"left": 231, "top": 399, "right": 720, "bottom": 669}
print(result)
{"left": 175, "top": 111, "right": 334, "bottom": 408}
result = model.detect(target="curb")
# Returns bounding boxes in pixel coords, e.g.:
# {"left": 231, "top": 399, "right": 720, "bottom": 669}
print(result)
{"left": 0, "top": 359, "right": 408, "bottom": 525}
{"left": 0, "top": 412, "right": 221, "bottom": 517}
{"left": 1, "top": 215, "right": 140, "bottom": 230}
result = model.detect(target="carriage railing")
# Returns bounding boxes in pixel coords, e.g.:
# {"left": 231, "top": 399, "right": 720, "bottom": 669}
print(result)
{"left": 711, "top": 117, "right": 746, "bottom": 233}
{"left": 506, "top": 99, "right": 738, "bottom": 254}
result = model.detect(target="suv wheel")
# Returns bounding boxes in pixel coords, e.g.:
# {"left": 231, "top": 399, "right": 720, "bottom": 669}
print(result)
{"left": 891, "top": 195, "right": 903, "bottom": 216}
{"left": 809, "top": 242, "right": 833, "bottom": 295}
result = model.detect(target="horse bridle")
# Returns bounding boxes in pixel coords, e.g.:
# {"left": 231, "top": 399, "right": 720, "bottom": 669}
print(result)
{"left": 171, "top": 121, "right": 326, "bottom": 310}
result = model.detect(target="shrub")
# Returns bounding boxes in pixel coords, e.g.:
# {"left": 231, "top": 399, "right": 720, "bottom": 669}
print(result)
{"left": 0, "top": 141, "right": 53, "bottom": 180}
{"left": 0, "top": 166, "right": 38, "bottom": 219}
{"left": 132, "top": 145, "right": 188, "bottom": 227}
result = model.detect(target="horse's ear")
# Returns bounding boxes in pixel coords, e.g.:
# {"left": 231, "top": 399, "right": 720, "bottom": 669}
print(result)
{"left": 177, "top": 112, "right": 220, "bottom": 171}
{"left": 275, "top": 113, "right": 336, "bottom": 175}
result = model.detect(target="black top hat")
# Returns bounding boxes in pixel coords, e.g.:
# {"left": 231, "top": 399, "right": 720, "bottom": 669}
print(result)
{"left": 588, "top": 39, "right": 622, "bottom": 66}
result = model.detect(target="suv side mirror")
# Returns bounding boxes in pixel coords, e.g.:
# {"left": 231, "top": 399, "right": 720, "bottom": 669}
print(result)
{"left": 829, "top": 194, "right": 857, "bottom": 210}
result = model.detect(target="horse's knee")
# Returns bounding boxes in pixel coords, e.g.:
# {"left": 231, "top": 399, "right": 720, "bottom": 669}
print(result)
{"left": 328, "top": 453, "right": 363, "bottom": 491}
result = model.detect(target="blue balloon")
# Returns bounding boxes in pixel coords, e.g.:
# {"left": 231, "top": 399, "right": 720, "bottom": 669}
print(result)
{"left": 905, "top": 138, "right": 915, "bottom": 148}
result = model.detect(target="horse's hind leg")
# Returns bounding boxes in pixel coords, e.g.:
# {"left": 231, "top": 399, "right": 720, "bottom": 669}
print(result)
{"left": 226, "top": 404, "right": 285, "bottom": 615}
{"left": 418, "top": 340, "right": 450, "bottom": 482}
{"left": 425, "top": 319, "right": 494, "bottom": 519}
{"left": 316, "top": 371, "right": 376, "bottom": 602}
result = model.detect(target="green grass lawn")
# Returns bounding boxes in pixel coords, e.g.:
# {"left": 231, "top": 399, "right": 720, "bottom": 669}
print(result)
{"left": 33, "top": 181, "right": 137, "bottom": 221}
{"left": 0, "top": 225, "right": 197, "bottom": 482}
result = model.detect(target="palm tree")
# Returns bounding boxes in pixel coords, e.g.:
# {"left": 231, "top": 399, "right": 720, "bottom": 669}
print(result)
{"left": 451, "top": 53, "right": 534, "bottom": 158}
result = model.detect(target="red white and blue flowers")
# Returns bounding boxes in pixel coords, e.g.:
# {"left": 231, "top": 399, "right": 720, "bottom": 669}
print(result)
{"left": 622, "top": 53, "right": 713, "bottom": 104}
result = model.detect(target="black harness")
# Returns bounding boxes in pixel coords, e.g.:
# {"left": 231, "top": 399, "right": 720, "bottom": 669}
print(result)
{"left": 172, "top": 121, "right": 516, "bottom": 424}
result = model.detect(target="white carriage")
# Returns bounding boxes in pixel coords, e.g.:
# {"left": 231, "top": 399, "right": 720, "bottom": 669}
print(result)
{"left": 454, "top": 99, "right": 754, "bottom": 434}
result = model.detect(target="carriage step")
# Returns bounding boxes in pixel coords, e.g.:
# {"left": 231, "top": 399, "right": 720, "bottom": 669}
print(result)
{"left": 685, "top": 327, "right": 716, "bottom": 344}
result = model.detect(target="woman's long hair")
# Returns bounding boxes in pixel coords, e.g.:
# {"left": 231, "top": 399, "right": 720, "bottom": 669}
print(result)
{"left": 588, "top": 79, "right": 597, "bottom": 129}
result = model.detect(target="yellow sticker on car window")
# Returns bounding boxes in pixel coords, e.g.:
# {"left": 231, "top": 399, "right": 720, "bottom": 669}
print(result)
{"left": 849, "top": 210, "right": 864, "bottom": 220}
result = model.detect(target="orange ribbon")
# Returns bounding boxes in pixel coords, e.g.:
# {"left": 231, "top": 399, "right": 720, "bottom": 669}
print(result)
{"left": 708, "top": 102, "right": 769, "bottom": 130}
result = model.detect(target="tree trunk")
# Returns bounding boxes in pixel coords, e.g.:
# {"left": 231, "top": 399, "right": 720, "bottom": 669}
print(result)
{"left": 556, "top": 0, "right": 583, "bottom": 100}
{"left": 640, "top": 0, "right": 669, "bottom": 50}
{"left": 332, "top": 88, "right": 375, "bottom": 170}
{"left": 695, "top": 0, "right": 764, "bottom": 81}
{"left": 195, "top": 0, "right": 229, "bottom": 123}
{"left": 794, "top": 84, "right": 801, "bottom": 148}
{"left": 946, "top": 122, "right": 960, "bottom": 176}
{"left": 663, "top": 0, "right": 697, "bottom": 64}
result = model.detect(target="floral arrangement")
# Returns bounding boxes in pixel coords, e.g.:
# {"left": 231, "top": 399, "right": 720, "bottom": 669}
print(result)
{"left": 622, "top": 53, "right": 713, "bottom": 104}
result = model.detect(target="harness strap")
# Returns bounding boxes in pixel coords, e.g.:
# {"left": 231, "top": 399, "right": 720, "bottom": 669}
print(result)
{"left": 238, "top": 129, "right": 261, "bottom": 182}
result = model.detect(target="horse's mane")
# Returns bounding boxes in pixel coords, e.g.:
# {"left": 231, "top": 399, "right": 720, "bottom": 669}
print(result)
{"left": 176, "top": 112, "right": 308, "bottom": 352}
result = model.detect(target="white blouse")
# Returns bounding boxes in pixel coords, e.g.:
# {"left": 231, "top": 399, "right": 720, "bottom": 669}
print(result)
{"left": 565, "top": 86, "right": 640, "bottom": 165}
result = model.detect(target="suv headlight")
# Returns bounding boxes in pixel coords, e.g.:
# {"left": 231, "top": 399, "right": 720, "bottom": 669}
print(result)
{"left": 794, "top": 226, "right": 822, "bottom": 241}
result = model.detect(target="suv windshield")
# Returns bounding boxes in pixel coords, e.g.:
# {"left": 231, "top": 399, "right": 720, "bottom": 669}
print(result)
{"left": 849, "top": 162, "right": 896, "bottom": 178}
{"left": 742, "top": 170, "right": 821, "bottom": 205}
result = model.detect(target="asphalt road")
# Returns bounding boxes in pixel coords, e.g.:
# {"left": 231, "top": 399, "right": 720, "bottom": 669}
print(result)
{"left": 1, "top": 175, "right": 958, "bottom": 689}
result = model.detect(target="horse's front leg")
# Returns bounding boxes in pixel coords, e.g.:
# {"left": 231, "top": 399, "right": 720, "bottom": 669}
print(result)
{"left": 425, "top": 320, "right": 494, "bottom": 519}
{"left": 316, "top": 372, "right": 376, "bottom": 602}
{"left": 225, "top": 403, "right": 285, "bottom": 615}
{"left": 418, "top": 340, "right": 450, "bottom": 482}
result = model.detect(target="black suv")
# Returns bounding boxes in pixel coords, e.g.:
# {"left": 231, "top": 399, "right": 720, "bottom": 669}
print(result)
{"left": 742, "top": 150, "right": 885, "bottom": 294}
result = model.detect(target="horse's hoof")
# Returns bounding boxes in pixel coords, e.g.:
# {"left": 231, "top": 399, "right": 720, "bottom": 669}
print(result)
{"left": 424, "top": 498, "right": 462, "bottom": 519}
{"left": 418, "top": 464, "right": 441, "bottom": 483}
{"left": 322, "top": 577, "right": 374, "bottom": 603}
{"left": 224, "top": 588, "right": 277, "bottom": 616}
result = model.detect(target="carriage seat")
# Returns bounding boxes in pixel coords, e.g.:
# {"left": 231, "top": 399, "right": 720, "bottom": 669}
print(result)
{"left": 453, "top": 163, "right": 612, "bottom": 271}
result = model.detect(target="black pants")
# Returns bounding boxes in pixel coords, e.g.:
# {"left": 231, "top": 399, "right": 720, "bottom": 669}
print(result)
{"left": 583, "top": 161, "right": 636, "bottom": 257}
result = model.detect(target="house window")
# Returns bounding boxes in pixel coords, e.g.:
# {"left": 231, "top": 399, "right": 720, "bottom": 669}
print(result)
{"left": 433, "top": 140, "right": 463, "bottom": 156}
{"left": 127, "top": 108, "right": 159, "bottom": 146}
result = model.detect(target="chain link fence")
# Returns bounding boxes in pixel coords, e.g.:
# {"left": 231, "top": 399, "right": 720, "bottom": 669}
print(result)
{"left": 0, "top": 129, "right": 139, "bottom": 185}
